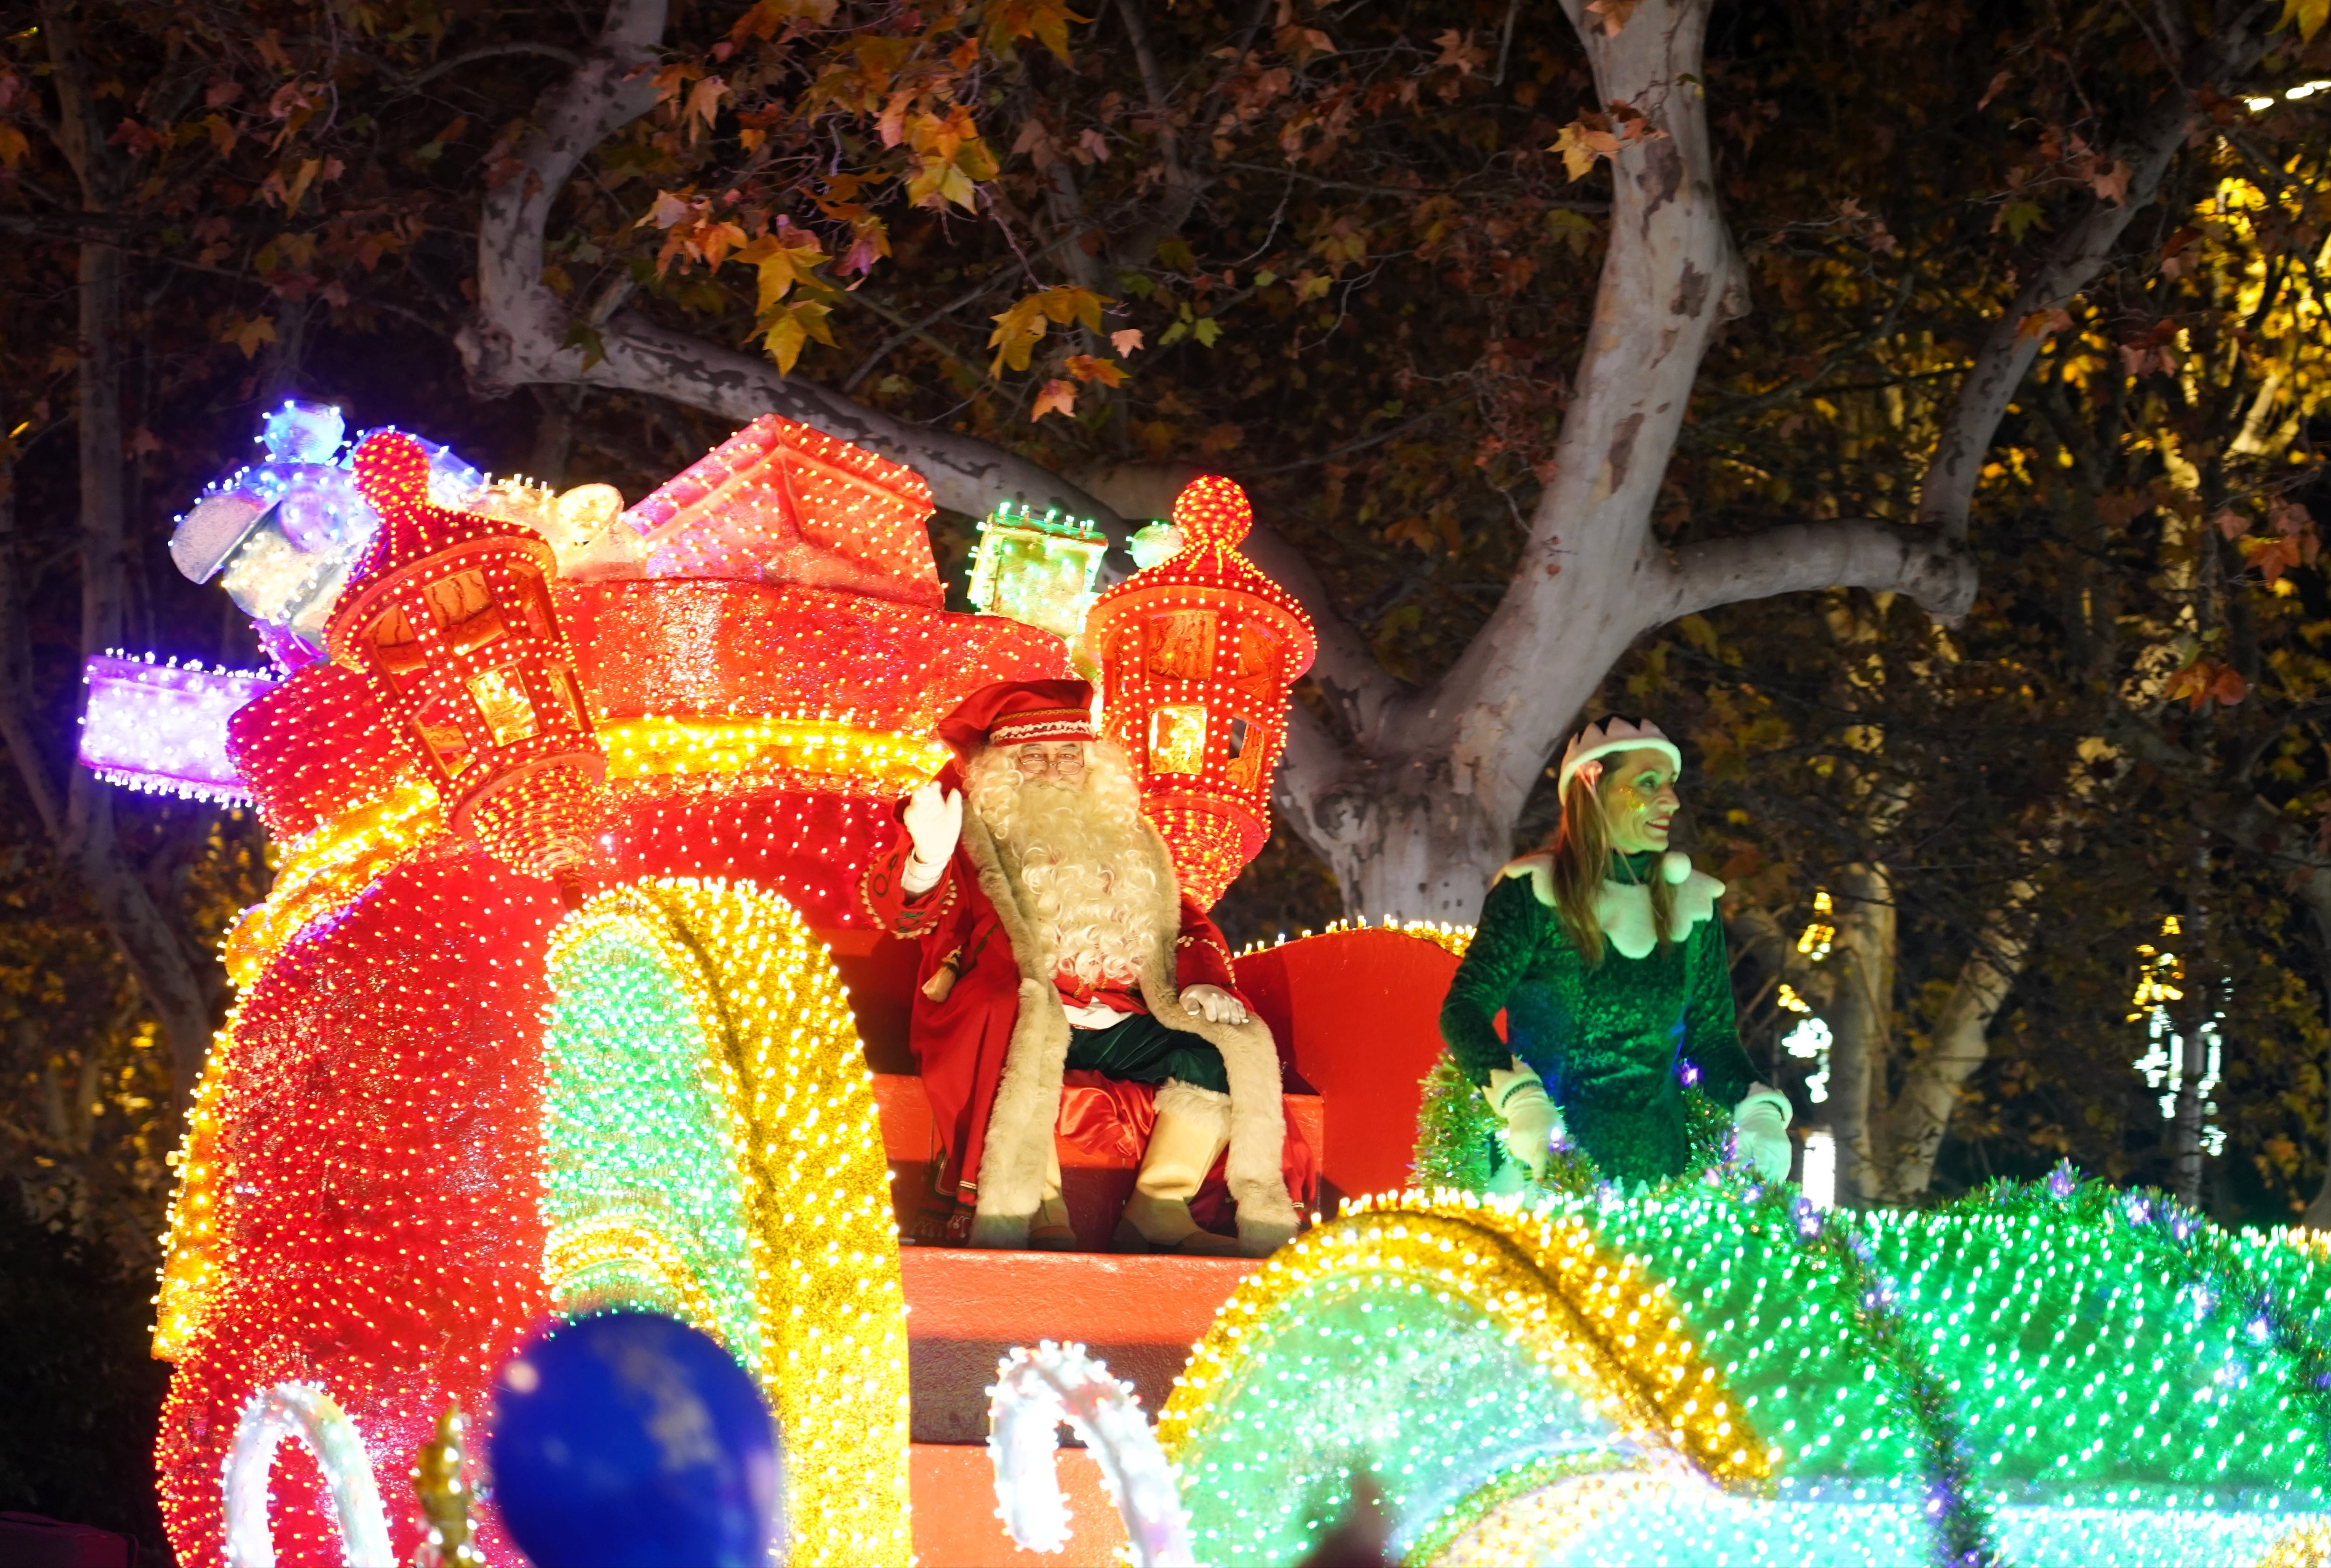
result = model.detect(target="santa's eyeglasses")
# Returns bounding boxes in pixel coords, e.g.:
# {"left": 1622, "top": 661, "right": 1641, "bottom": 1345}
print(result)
{"left": 1014, "top": 742, "right": 1087, "bottom": 778}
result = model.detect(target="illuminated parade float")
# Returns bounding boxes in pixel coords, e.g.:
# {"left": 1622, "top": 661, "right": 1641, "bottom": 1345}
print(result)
{"left": 100, "top": 405, "right": 2331, "bottom": 1567}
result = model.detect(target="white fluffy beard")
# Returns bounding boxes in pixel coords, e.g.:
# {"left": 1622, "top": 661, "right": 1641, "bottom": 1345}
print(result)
{"left": 968, "top": 740, "right": 1163, "bottom": 988}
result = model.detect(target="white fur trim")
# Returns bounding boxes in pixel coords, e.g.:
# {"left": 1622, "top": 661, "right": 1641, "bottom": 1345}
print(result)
{"left": 1498, "top": 854, "right": 1724, "bottom": 960}
{"left": 1499, "top": 853, "right": 1556, "bottom": 907}
{"left": 1733, "top": 1083, "right": 1793, "bottom": 1128}
{"left": 1660, "top": 850, "right": 1692, "bottom": 885}
{"left": 1154, "top": 1078, "right": 1232, "bottom": 1136}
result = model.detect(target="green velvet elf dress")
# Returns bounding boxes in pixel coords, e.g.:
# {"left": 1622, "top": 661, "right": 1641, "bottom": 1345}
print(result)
{"left": 1433, "top": 850, "right": 1755, "bottom": 1188}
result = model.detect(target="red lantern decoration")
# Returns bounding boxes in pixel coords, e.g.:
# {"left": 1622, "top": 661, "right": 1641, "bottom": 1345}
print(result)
{"left": 1083, "top": 475, "right": 1316, "bottom": 907}
{"left": 328, "top": 431, "right": 605, "bottom": 881}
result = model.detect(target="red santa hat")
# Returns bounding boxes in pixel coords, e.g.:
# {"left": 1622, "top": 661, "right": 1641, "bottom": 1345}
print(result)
{"left": 934, "top": 678, "right": 1098, "bottom": 760}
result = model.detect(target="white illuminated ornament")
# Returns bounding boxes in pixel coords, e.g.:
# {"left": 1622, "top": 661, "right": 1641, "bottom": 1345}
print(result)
{"left": 2129, "top": 916, "right": 2226, "bottom": 1154}
{"left": 1776, "top": 982, "right": 1832, "bottom": 1103}
{"left": 221, "top": 1381, "right": 393, "bottom": 1568}
{"left": 987, "top": 1340, "right": 1194, "bottom": 1566}
{"left": 1799, "top": 1127, "right": 1837, "bottom": 1209}
{"left": 77, "top": 652, "right": 273, "bottom": 802}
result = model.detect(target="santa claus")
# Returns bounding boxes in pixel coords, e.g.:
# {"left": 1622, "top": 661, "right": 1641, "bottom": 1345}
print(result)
{"left": 860, "top": 678, "right": 1300, "bottom": 1256}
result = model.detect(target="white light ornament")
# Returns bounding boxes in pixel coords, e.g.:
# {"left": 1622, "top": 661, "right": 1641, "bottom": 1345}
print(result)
{"left": 77, "top": 652, "right": 272, "bottom": 803}
{"left": 2129, "top": 917, "right": 2227, "bottom": 1155}
{"left": 1776, "top": 982, "right": 1833, "bottom": 1104}
{"left": 221, "top": 1380, "right": 394, "bottom": 1568}
{"left": 986, "top": 1340, "right": 1194, "bottom": 1567}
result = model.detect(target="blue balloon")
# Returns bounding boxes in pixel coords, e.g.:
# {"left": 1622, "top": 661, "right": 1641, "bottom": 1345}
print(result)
{"left": 490, "top": 1312, "right": 782, "bottom": 1568}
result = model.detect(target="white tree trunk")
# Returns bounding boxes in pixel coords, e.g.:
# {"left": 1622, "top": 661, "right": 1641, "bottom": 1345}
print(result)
{"left": 1821, "top": 863, "right": 1896, "bottom": 1208}
{"left": 1872, "top": 891, "right": 2037, "bottom": 1202}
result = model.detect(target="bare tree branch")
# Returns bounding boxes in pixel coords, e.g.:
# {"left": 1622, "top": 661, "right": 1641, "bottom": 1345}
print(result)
{"left": 1915, "top": 8, "right": 2279, "bottom": 543}
{"left": 460, "top": 0, "right": 1131, "bottom": 542}
{"left": 1662, "top": 519, "right": 1979, "bottom": 622}
{"left": 404, "top": 41, "right": 582, "bottom": 90}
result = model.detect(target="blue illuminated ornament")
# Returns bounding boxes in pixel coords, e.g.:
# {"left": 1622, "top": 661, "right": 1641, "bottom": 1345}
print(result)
{"left": 490, "top": 1311, "right": 783, "bottom": 1568}
{"left": 258, "top": 399, "right": 346, "bottom": 463}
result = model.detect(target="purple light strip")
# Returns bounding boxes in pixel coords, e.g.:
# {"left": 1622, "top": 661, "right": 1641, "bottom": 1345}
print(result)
{"left": 78, "top": 651, "right": 274, "bottom": 804}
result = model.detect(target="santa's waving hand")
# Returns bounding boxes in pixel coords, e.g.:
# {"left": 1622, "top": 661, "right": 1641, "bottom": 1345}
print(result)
{"left": 860, "top": 678, "right": 1298, "bottom": 1257}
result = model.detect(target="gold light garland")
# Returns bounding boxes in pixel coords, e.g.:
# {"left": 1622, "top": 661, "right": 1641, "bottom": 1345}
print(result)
{"left": 220, "top": 780, "right": 444, "bottom": 986}
{"left": 597, "top": 715, "right": 946, "bottom": 797}
{"left": 152, "top": 1013, "right": 239, "bottom": 1361}
{"left": 1158, "top": 1188, "right": 1772, "bottom": 1491}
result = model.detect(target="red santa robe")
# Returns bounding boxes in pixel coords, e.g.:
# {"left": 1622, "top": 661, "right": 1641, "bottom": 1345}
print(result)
{"left": 858, "top": 783, "right": 1306, "bottom": 1252}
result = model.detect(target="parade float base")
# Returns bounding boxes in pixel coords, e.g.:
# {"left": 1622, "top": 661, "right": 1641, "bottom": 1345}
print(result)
{"left": 902, "top": 1249, "right": 1238, "bottom": 1564}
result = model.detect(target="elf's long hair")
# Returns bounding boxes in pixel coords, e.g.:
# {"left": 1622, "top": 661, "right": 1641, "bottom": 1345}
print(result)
{"left": 1544, "top": 725, "right": 1676, "bottom": 968}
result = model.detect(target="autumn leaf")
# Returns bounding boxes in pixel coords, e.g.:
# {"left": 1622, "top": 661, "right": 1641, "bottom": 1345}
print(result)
{"left": 1065, "top": 354, "right": 1127, "bottom": 387}
{"left": 2164, "top": 656, "right": 2248, "bottom": 710}
{"left": 684, "top": 76, "right": 729, "bottom": 143}
{"left": 737, "top": 228, "right": 830, "bottom": 311}
{"left": 1551, "top": 116, "right": 1623, "bottom": 181}
{"left": 264, "top": 157, "right": 324, "bottom": 214}
{"left": 836, "top": 217, "right": 890, "bottom": 277}
{"left": 1433, "top": 29, "right": 1489, "bottom": 74}
{"left": 986, "top": 286, "right": 1109, "bottom": 373}
{"left": 983, "top": 0, "right": 1089, "bottom": 63}
{"left": 1995, "top": 198, "right": 2046, "bottom": 242}
{"left": 2278, "top": 0, "right": 2329, "bottom": 45}
{"left": 760, "top": 299, "right": 835, "bottom": 374}
{"left": 2090, "top": 159, "right": 2131, "bottom": 204}
{"left": 2239, "top": 533, "right": 2304, "bottom": 585}
{"left": 2015, "top": 307, "right": 2073, "bottom": 341}
{"left": 1110, "top": 328, "right": 1144, "bottom": 356}
{"left": 220, "top": 316, "right": 278, "bottom": 359}
{"left": 1583, "top": 0, "right": 1643, "bottom": 35}
{"left": 988, "top": 297, "right": 1052, "bottom": 373}
{"left": 731, "top": 0, "right": 839, "bottom": 40}
{"left": 1031, "top": 379, "right": 1077, "bottom": 420}
{"left": 0, "top": 123, "right": 27, "bottom": 168}
{"left": 905, "top": 107, "right": 1000, "bottom": 211}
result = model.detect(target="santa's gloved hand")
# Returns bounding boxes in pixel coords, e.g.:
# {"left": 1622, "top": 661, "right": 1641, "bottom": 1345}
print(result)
{"left": 1181, "top": 984, "right": 1249, "bottom": 1025}
{"left": 900, "top": 781, "right": 963, "bottom": 894}
{"left": 1485, "top": 1058, "right": 1561, "bottom": 1181}
{"left": 1731, "top": 1084, "right": 1793, "bottom": 1183}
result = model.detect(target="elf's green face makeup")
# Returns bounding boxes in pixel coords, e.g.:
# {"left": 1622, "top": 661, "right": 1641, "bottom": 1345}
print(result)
{"left": 1600, "top": 747, "right": 1679, "bottom": 854}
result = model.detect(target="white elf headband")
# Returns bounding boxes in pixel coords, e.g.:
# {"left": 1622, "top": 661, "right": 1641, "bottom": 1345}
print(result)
{"left": 1556, "top": 717, "right": 1683, "bottom": 795}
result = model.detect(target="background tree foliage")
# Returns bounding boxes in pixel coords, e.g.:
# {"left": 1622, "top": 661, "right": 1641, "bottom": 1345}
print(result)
{"left": 5, "top": 0, "right": 2331, "bottom": 1525}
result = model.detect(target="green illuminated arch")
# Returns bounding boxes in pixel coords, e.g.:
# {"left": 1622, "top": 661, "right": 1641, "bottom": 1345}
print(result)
{"left": 539, "top": 877, "right": 911, "bottom": 1567}
{"left": 1164, "top": 1185, "right": 2331, "bottom": 1566}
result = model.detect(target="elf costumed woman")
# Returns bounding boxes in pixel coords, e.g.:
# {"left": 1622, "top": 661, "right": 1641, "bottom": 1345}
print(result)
{"left": 859, "top": 678, "right": 1300, "bottom": 1257}
{"left": 1439, "top": 717, "right": 1794, "bottom": 1188}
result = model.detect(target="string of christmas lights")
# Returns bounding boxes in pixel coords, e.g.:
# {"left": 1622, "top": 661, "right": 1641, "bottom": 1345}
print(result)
{"left": 986, "top": 1340, "right": 1194, "bottom": 1566}
{"left": 540, "top": 878, "right": 911, "bottom": 1566}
